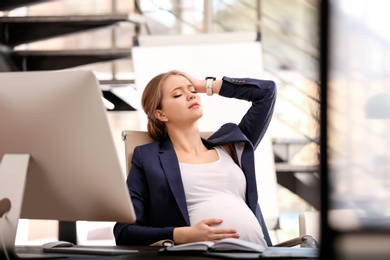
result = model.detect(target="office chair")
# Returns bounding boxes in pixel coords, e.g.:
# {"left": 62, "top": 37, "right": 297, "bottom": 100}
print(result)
{"left": 121, "top": 130, "right": 319, "bottom": 248}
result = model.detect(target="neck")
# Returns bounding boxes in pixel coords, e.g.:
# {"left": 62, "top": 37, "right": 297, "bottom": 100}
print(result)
{"left": 167, "top": 125, "right": 206, "bottom": 155}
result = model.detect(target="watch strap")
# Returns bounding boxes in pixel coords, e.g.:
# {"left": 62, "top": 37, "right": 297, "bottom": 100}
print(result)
{"left": 205, "top": 77, "right": 216, "bottom": 96}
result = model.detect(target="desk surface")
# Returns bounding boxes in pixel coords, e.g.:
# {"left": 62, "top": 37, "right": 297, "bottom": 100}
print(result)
{"left": 14, "top": 245, "right": 319, "bottom": 260}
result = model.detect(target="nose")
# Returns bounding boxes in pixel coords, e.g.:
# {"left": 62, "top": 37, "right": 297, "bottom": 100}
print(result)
{"left": 187, "top": 91, "right": 196, "bottom": 100}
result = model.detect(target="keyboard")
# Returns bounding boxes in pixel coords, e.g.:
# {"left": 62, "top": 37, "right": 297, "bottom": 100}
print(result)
{"left": 43, "top": 246, "right": 138, "bottom": 256}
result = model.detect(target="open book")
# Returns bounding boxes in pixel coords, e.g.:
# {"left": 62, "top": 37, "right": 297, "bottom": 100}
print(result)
{"left": 160, "top": 238, "right": 266, "bottom": 253}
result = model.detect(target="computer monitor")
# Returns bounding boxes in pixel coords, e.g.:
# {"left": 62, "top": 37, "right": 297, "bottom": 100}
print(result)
{"left": 0, "top": 70, "right": 136, "bottom": 254}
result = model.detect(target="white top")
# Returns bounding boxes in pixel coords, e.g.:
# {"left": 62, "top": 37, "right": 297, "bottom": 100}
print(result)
{"left": 179, "top": 146, "right": 267, "bottom": 247}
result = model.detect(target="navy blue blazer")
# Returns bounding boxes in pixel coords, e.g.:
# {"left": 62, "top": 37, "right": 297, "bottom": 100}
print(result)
{"left": 114, "top": 76, "right": 276, "bottom": 246}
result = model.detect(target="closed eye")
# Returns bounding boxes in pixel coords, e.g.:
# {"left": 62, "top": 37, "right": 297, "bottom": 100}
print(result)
{"left": 173, "top": 94, "right": 182, "bottom": 98}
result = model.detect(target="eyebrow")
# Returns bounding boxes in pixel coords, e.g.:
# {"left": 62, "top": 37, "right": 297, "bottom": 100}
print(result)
{"left": 170, "top": 84, "right": 194, "bottom": 93}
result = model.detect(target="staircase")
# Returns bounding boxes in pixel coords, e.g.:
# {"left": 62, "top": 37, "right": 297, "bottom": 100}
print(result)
{"left": 0, "top": 0, "right": 141, "bottom": 110}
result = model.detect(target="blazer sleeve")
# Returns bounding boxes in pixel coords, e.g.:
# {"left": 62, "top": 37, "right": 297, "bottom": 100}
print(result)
{"left": 219, "top": 76, "right": 277, "bottom": 149}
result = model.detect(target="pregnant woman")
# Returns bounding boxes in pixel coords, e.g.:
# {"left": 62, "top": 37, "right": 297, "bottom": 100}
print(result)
{"left": 114, "top": 70, "right": 276, "bottom": 247}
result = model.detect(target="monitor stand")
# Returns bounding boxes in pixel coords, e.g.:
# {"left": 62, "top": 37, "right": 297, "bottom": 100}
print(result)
{"left": 0, "top": 154, "right": 89, "bottom": 259}
{"left": 0, "top": 154, "right": 30, "bottom": 259}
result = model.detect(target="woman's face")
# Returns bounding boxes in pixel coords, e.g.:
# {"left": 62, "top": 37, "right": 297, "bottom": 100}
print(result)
{"left": 155, "top": 75, "right": 203, "bottom": 125}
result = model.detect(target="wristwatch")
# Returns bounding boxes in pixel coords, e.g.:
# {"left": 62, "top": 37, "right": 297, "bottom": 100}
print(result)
{"left": 205, "top": 77, "right": 216, "bottom": 96}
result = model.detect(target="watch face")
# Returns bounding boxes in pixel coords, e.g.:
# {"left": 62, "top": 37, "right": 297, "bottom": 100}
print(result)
{"left": 205, "top": 77, "right": 216, "bottom": 80}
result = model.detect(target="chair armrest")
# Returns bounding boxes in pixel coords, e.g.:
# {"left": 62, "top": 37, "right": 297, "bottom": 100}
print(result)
{"left": 273, "top": 235, "right": 319, "bottom": 248}
{"left": 149, "top": 239, "right": 174, "bottom": 247}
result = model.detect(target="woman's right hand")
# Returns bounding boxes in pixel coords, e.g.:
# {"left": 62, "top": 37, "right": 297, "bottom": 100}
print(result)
{"left": 173, "top": 218, "right": 240, "bottom": 244}
{"left": 170, "top": 70, "right": 222, "bottom": 95}
{"left": 170, "top": 70, "right": 205, "bottom": 92}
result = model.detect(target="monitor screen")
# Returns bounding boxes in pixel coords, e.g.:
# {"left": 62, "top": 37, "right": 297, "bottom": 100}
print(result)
{"left": 0, "top": 70, "right": 135, "bottom": 247}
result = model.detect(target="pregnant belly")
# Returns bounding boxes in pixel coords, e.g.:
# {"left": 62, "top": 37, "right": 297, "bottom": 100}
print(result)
{"left": 188, "top": 195, "right": 266, "bottom": 246}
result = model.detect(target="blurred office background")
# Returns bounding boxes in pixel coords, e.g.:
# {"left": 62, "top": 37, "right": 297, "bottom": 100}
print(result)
{"left": 324, "top": 0, "right": 390, "bottom": 258}
{"left": 0, "top": 0, "right": 320, "bottom": 245}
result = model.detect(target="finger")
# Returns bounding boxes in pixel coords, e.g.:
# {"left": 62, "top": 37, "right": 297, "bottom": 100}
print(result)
{"left": 201, "top": 218, "right": 223, "bottom": 226}
{"left": 211, "top": 232, "right": 240, "bottom": 242}
{"left": 212, "top": 227, "right": 238, "bottom": 235}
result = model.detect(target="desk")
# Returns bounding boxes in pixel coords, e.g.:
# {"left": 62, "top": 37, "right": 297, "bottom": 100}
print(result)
{"left": 13, "top": 245, "right": 319, "bottom": 260}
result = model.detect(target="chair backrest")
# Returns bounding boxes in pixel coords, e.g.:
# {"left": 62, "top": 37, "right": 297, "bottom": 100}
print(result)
{"left": 121, "top": 130, "right": 213, "bottom": 175}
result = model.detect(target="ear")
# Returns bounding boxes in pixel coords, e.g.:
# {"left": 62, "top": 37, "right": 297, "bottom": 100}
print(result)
{"left": 155, "top": 109, "right": 168, "bottom": 122}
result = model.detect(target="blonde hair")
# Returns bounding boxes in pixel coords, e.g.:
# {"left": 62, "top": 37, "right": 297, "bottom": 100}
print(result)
{"left": 141, "top": 71, "right": 181, "bottom": 140}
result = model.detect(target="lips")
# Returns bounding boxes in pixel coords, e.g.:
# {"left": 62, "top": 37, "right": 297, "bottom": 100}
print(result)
{"left": 189, "top": 102, "right": 200, "bottom": 109}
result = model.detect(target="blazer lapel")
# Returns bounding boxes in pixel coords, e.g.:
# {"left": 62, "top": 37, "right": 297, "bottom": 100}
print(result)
{"left": 241, "top": 144, "right": 259, "bottom": 212}
{"left": 158, "top": 139, "right": 190, "bottom": 225}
